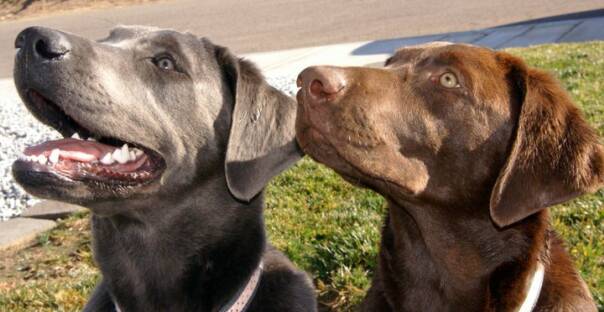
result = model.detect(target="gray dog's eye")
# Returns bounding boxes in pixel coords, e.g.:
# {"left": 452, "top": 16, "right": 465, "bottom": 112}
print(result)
{"left": 439, "top": 72, "right": 459, "bottom": 88}
{"left": 153, "top": 56, "right": 176, "bottom": 71}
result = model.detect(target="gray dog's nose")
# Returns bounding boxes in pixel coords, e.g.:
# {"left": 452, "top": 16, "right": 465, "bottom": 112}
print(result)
{"left": 15, "top": 27, "right": 71, "bottom": 61}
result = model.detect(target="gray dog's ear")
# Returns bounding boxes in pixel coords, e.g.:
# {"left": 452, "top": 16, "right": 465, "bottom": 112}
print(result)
{"left": 213, "top": 44, "right": 303, "bottom": 202}
{"left": 489, "top": 52, "right": 604, "bottom": 227}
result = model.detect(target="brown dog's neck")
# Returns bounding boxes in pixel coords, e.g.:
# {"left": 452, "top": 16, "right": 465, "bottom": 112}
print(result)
{"left": 381, "top": 200, "right": 549, "bottom": 311}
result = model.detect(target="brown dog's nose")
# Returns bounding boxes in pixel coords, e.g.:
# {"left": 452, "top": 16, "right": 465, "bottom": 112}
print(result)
{"left": 298, "top": 66, "right": 347, "bottom": 102}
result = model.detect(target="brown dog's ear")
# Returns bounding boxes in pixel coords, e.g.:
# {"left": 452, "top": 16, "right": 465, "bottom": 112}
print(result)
{"left": 214, "top": 44, "right": 303, "bottom": 202}
{"left": 490, "top": 52, "right": 604, "bottom": 227}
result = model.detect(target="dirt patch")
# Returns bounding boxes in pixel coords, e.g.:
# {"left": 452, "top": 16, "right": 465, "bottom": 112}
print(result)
{"left": 0, "top": 0, "right": 162, "bottom": 21}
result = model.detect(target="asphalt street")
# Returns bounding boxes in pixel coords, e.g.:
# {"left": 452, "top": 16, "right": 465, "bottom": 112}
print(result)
{"left": 0, "top": 0, "right": 603, "bottom": 77}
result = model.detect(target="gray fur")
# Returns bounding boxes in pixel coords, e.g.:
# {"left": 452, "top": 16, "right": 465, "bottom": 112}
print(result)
{"left": 12, "top": 26, "right": 315, "bottom": 311}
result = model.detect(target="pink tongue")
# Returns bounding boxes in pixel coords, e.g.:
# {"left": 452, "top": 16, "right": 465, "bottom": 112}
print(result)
{"left": 24, "top": 138, "right": 115, "bottom": 162}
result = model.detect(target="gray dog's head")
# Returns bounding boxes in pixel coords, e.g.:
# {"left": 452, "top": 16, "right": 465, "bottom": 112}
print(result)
{"left": 13, "top": 26, "right": 301, "bottom": 215}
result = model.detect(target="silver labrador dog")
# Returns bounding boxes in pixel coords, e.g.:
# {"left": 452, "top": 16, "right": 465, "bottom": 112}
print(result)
{"left": 12, "top": 26, "right": 316, "bottom": 312}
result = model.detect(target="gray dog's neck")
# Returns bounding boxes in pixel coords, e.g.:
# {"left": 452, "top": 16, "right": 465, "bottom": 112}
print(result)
{"left": 91, "top": 178, "right": 266, "bottom": 311}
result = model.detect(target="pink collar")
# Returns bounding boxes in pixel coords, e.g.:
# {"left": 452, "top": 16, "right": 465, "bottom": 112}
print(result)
{"left": 114, "top": 261, "right": 264, "bottom": 312}
{"left": 220, "top": 261, "right": 264, "bottom": 312}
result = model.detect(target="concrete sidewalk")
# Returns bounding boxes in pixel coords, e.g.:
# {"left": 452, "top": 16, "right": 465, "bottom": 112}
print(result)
{"left": 245, "top": 14, "right": 604, "bottom": 78}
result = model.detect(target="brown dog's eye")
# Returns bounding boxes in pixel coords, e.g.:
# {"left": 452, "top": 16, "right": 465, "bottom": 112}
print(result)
{"left": 439, "top": 72, "right": 459, "bottom": 88}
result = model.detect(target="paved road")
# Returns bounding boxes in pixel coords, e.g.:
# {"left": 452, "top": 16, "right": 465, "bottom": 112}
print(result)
{"left": 0, "top": 0, "right": 603, "bottom": 77}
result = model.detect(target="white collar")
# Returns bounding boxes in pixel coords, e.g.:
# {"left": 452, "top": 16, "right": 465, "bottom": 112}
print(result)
{"left": 516, "top": 262, "right": 545, "bottom": 312}
{"left": 113, "top": 261, "right": 263, "bottom": 312}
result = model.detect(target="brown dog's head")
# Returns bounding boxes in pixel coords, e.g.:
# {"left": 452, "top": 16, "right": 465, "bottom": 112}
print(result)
{"left": 296, "top": 42, "right": 604, "bottom": 227}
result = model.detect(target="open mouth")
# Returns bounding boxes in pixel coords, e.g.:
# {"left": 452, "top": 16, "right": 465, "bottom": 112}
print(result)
{"left": 16, "top": 90, "right": 166, "bottom": 186}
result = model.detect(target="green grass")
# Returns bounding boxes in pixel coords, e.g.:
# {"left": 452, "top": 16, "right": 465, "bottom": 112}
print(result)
{"left": 1, "top": 41, "right": 603, "bottom": 311}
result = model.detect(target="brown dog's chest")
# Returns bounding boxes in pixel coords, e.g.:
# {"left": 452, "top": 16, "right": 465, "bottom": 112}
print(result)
{"left": 369, "top": 204, "right": 596, "bottom": 312}
{"left": 376, "top": 207, "right": 492, "bottom": 311}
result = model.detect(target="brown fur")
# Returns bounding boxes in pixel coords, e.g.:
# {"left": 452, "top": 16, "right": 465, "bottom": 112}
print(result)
{"left": 295, "top": 42, "right": 601, "bottom": 311}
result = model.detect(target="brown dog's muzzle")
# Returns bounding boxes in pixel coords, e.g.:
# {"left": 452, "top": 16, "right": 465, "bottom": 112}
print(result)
{"left": 295, "top": 65, "right": 429, "bottom": 196}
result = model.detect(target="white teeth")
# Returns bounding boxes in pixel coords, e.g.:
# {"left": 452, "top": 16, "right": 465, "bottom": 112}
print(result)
{"left": 106, "top": 145, "right": 140, "bottom": 164}
{"left": 38, "top": 155, "right": 47, "bottom": 165}
{"left": 49, "top": 149, "right": 60, "bottom": 164}
{"left": 87, "top": 137, "right": 97, "bottom": 142}
{"left": 20, "top": 142, "right": 142, "bottom": 166}
{"left": 100, "top": 153, "right": 115, "bottom": 165}
{"left": 123, "top": 144, "right": 134, "bottom": 162}
{"left": 71, "top": 133, "right": 81, "bottom": 140}
{"left": 112, "top": 147, "right": 129, "bottom": 164}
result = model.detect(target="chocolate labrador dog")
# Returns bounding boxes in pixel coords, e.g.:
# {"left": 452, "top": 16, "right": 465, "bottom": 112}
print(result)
{"left": 296, "top": 42, "right": 601, "bottom": 311}
{"left": 12, "top": 26, "right": 316, "bottom": 311}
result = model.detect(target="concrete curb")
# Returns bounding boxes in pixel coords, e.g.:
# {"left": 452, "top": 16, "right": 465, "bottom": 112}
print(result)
{"left": 20, "top": 200, "right": 86, "bottom": 220}
{"left": 0, "top": 217, "right": 56, "bottom": 253}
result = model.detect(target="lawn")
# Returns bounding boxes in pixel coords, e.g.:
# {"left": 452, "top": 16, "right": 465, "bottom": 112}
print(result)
{"left": 1, "top": 41, "right": 603, "bottom": 311}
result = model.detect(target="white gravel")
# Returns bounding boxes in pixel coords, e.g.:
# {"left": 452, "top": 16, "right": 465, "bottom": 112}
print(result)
{"left": 0, "top": 75, "right": 297, "bottom": 220}
{"left": 267, "top": 75, "right": 298, "bottom": 97}
{"left": 0, "top": 79, "right": 59, "bottom": 220}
